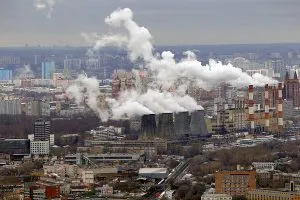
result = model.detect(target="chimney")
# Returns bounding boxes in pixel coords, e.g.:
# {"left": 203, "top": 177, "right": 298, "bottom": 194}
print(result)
{"left": 264, "top": 84, "right": 270, "bottom": 132}
{"left": 248, "top": 85, "right": 255, "bottom": 134}
{"left": 277, "top": 83, "right": 283, "bottom": 134}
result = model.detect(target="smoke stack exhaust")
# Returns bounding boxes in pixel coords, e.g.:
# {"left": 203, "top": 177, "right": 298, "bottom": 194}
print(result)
{"left": 264, "top": 84, "right": 270, "bottom": 132}
{"left": 248, "top": 85, "right": 255, "bottom": 134}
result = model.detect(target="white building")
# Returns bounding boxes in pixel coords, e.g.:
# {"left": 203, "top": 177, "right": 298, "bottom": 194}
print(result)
{"left": 252, "top": 162, "right": 276, "bottom": 171}
{"left": 43, "top": 164, "right": 79, "bottom": 178}
{"left": 201, "top": 194, "right": 232, "bottom": 200}
{"left": 82, "top": 170, "right": 94, "bottom": 184}
{"left": 30, "top": 140, "right": 50, "bottom": 155}
{"left": 0, "top": 100, "right": 22, "bottom": 115}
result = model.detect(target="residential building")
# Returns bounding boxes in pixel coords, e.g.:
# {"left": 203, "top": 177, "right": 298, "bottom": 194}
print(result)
{"left": 252, "top": 162, "right": 276, "bottom": 171}
{"left": 215, "top": 170, "right": 256, "bottom": 196}
{"left": 42, "top": 61, "right": 55, "bottom": 79}
{"left": 247, "top": 189, "right": 300, "bottom": 200}
{"left": 82, "top": 170, "right": 94, "bottom": 184}
{"left": 283, "top": 71, "right": 300, "bottom": 107}
{"left": 201, "top": 194, "right": 232, "bottom": 200}
{"left": 0, "top": 100, "right": 22, "bottom": 115}
{"left": 0, "top": 68, "right": 12, "bottom": 80}
{"left": 30, "top": 140, "right": 50, "bottom": 155}
{"left": 34, "top": 119, "right": 50, "bottom": 141}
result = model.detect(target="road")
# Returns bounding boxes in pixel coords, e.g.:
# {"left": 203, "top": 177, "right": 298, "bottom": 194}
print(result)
{"left": 140, "top": 159, "right": 192, "bottom": 199}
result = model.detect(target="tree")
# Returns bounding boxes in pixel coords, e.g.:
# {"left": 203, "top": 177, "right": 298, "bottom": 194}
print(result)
{"left": 232, "top": 195, "right": 247, "bottom": 200}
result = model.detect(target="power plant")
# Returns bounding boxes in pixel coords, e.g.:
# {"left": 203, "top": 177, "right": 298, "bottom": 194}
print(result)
{"left": 174, "top": 111, "right": 191, "bottom": 136}
{"left": 140, "top": 110, "right": 209, "bottom": 139}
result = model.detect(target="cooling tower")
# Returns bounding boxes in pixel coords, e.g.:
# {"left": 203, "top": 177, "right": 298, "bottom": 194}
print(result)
{"left": 141, "top": 114, "right": 157, "bottom": 137}
{"left": 174, "top": 111, "right": 191, "bottom": 136}
{"left": 157, "top": 113, "right": 175, "bottom": 139}
{"left": 190, "top": 110, "right": 209, "bottom": 137}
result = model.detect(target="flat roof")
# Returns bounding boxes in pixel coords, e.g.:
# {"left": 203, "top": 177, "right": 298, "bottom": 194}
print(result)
{"left": 139, "top": 168, "right": 168, "bottom": 174}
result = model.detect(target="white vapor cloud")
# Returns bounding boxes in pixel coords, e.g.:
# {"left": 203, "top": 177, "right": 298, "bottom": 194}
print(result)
{"left": 34, "top": 0, "right": 61, "bottom": 19}
{"left": 69, "top": 7, "right": 278, "bottom": 120}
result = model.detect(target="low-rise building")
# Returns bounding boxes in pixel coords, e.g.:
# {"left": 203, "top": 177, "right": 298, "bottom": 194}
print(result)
{"left": 30, "top": 140, "right": 50, "bottom": 155}
{"left": 82, "top": 170, "right": 94, "bottom": 184}
{"left": 247, "top": 189, "right": 300, "bottom": 200}
{"left": 201, "top": 193, "right": 232, "bottom": 200}
{"left": 252, "top": 162, "right": 276, "bottom": 171}
{"left": 215, "top": 170, "right": 256, "bottom": 196}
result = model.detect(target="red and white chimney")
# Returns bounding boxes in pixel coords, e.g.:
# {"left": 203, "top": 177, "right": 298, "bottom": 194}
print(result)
{"left": 264, "top": 84, "right": 270, "bottom": 132}
{"left": 248, "top": 85, "right": 255, "bottom": 134}
{"left": 277, "top": 83, "right": 283, "bottom": 134}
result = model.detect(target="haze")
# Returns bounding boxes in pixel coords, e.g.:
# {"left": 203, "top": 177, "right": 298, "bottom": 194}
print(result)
{"left": 0, "top": 0, "right": 300, "bottom": 47}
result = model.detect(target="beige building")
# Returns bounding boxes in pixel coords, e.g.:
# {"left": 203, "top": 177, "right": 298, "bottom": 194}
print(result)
{"left": 201, "top": 194, "right": 232, "bottom": 200}
{"left": 247, "top": 189, "right": 300, "bottom": 200}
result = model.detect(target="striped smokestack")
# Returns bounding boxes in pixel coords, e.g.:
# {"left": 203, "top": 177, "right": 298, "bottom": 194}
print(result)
{"left": 277, "top": 83, "right": 283, "bottom": 134}
{"left": 248, "top": 85, "right": 255, "bottom": 134}
{"left": 264, "top": 84, "right": 270, "bottom": 132}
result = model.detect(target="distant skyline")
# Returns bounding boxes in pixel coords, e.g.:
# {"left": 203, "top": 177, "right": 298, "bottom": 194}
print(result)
{"left": 0, "top": 0, "right": 300, "bottom": 47}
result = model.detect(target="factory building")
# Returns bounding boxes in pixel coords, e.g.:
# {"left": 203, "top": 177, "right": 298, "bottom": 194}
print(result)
{"left": 140, "top": 110, "right": 210, "bottom": 139}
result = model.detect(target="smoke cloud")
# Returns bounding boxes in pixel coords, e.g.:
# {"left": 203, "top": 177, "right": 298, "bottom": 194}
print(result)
{"left": 93, "top": 8, "right": 278, "bottom": 90}
{"left": 66, "top": 75, "right": 109, "bottom": 121}
{"left": 34, "top": 0, "right": 61, "bottom": 19}
{"left": 69, "top": 7, "right": 278, "bottom": 120}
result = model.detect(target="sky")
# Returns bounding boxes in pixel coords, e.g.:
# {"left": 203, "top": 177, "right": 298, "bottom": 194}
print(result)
{"left": 0, "top": 0, "right": 300, "bottom": 47}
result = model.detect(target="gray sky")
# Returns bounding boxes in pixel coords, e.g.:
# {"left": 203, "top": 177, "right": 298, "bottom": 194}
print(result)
{"left": 0, "top": 0, "right": 299, "bottom": 47}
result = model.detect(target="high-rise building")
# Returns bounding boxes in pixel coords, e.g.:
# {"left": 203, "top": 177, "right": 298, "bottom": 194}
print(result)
{"left": 283, "top": 71, "right": 300, "bottom": 107}
{"left": 0, "top": 68, "right": 12, "bottom": 80}
{"left": 34, "top": 119, "right": 51, "bottom": 141}
{"left": 0, "top": 100, "right": 22, "bottom": 115}
{"left": 64, "top": 59, "right": 82, "bottom": 71}
{"left": 42, "top": 61, "right": 55, "bottom": 79}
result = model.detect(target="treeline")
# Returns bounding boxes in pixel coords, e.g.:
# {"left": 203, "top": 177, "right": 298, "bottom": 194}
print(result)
{"left": 190, "top": 140, "right": 300, "bottom": 178}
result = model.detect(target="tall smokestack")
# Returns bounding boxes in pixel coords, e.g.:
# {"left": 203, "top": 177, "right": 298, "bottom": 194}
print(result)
{"left": 264, "top": 84, "right": 270, "bottom": 132}
{"left": 157, "top": 113, "right": 174, "bottom": 139}
{"left": 141, "top": 114, "right": 157, "bottom": 138}
{"left": 277, "top": 83, "right": 283, "bottom": 135}
{"left": 174, "top": 112, "right": 191, "bottom": 136}
{"left": 248, "top": 85, "right": 255, "bottom": 134}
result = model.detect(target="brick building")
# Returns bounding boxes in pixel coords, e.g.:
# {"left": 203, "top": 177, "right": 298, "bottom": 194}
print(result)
{"left": 215, "top": 170, "right": 256, "bottom": 196}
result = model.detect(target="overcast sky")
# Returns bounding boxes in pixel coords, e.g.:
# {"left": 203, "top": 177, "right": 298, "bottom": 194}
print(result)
{"left": 0, "top": 0, "right": 299, "bottom": 47}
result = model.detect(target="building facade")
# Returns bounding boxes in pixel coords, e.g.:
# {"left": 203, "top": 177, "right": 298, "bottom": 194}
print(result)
{"left": 0, "top": 68, "right": 12, "bottom": 80}
{"left": 42, "top": 61, "right": 55, "bottom": 79}
{"left": 30, "top": 140, "right": 50, "bottom": 155}
{"left": 247, "top": 189, "right": 300, "bottom": 200}
{"left": 215, "top": 170, "right": 256, "bottom": 196}
{"left": 34, "top": 119, "right": 50, "bottom": 141}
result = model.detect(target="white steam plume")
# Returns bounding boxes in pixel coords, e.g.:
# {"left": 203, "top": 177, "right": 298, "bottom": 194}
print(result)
{"left": 68, "top": 7, "right": 278, "bottom": 120}
{"left": 92, "top": 8, "right": 277, "bottom": 89}
{"left": 34, "top": 0, "right": 61, "bottom": 19}
{"left": 66, "top": 75, "right": 109, "bottom": 121}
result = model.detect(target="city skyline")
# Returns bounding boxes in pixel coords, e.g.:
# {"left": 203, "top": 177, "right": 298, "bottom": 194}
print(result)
{"left": 0, "top": 0, "right": 300, "bottom": 47}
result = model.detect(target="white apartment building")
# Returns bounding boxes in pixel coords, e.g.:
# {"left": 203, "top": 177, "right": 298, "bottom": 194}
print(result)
{"left": 252, "top": 162, "right": 276, "bottom": 171}
{"left": 30, "top": 140, "right": 50, "bottom": 155}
